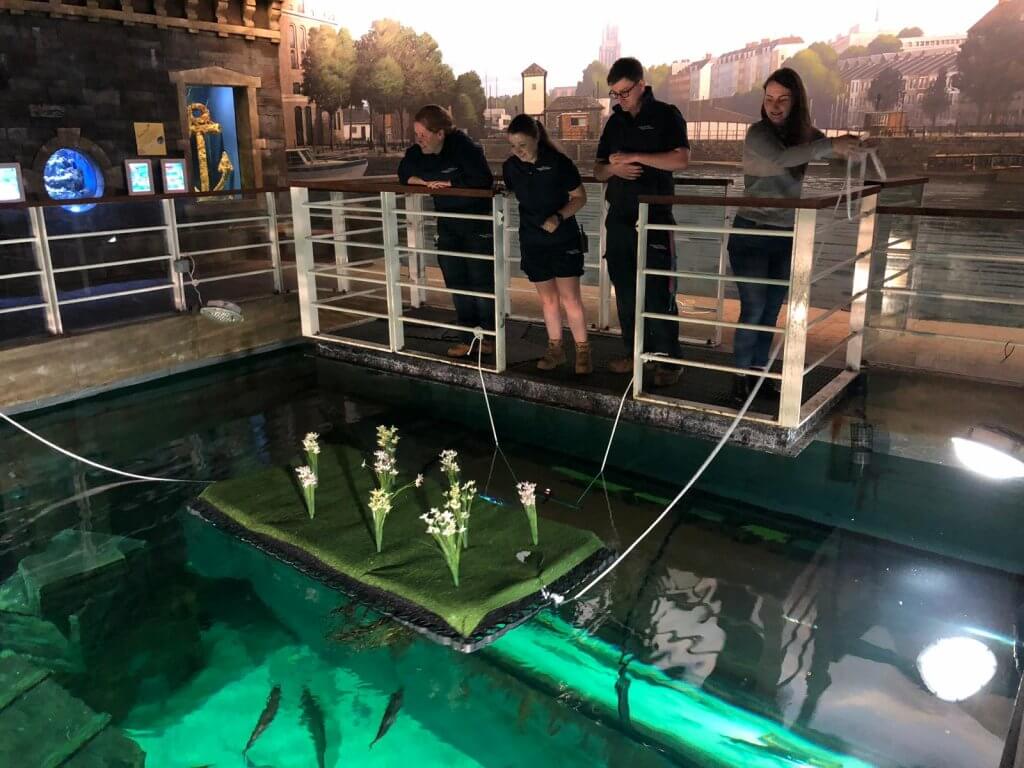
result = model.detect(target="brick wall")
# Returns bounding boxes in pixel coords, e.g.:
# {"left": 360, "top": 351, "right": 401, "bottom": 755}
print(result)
{"left": 0, "top": 13, "right": 286, "bottom": 194}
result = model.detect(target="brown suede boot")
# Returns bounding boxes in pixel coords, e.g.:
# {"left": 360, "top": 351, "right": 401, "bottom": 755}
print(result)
{"left": 574, "top": 341, "right": 593, "bottom": 374}
{"left": 536, "top": 339, "right": 566, "bottom": 371}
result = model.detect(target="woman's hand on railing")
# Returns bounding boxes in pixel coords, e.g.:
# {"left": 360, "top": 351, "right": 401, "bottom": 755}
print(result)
{"left": 404, "top": 176, "right": 452, "bottom": 190}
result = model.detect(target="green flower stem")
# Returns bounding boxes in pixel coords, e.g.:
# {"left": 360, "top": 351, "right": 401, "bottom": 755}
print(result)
{"left": 524, "top": 503, "right": 538, "bottom": 546}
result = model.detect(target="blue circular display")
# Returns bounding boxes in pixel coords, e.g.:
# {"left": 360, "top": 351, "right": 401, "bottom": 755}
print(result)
{"left": 43, "top": 148, "right": 104, "bottom": 213}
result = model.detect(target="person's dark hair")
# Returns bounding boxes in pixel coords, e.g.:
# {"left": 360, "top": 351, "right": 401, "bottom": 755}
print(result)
{"left": 414, "top": 104, "right": 454, "bottom": 134}
{"left": 507, "top": 114, "right": 559, "bottom": 154}
{"left": 607, "top": 57, "right": 644, "bottom": 86}
{"left": 761, "top": 67, "right": 815, "bottom": 179}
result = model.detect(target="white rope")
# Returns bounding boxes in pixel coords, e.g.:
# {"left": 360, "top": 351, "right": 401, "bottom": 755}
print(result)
{"left": 561, "top": 340, "right": 784, "bottom": 604}
{"left": 841, "top": 147, "right": 887, "bottom": 220}
{"left": 573, "top": 376, "right": 634, "bottom": 507}
{"left": 468, "top": 329, "right": 500, "bottom": 448}
{"left": 0, "top": 411, "right": 210, "bottom": 485}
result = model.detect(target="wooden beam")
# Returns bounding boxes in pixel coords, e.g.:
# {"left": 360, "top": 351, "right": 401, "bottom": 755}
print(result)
{"left": 0, "top": 0, "right": 281, "bottom": 41}
{"left": 242, "top": 0, "right": 255, "bottom": 41}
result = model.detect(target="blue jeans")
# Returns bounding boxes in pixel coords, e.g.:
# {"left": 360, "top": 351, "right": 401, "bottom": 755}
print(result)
{"left": 727, "top": 217, "right": 793, "bottom": 370}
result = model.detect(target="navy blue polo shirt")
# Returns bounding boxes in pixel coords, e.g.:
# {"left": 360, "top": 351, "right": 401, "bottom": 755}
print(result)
{"left": 397, "top": 129, "right": 493, "bottom": 215}
{"left": 596, "top": 86, "right": 689, "bottom": 219}
{"left": 502, "top": 144, "right": 583, "bottom": 248}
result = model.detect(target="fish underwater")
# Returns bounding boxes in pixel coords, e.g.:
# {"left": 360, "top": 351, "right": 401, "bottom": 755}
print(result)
{"left": 369, "top": 687, "right": 404, "bottom": 748}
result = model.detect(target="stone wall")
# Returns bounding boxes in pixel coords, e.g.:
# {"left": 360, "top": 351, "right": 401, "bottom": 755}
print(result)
{"left": 0, "top": 12, "right": 286, "bottom": 195}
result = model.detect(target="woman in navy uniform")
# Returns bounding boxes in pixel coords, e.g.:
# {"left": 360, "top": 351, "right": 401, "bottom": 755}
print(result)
{"left": 728, "top": 68, "right": 859, "bottom": 401}
{"left": 503, "top": 115, "right": 592, "bottom": 374}
{"left": 398, "top": 105, "right": 495, "bottom": 358}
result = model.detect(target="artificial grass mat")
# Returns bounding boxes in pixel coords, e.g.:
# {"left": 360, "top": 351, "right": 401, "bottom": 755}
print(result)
{"left": 194, "top": 445, "right": 608, "bottom": 648}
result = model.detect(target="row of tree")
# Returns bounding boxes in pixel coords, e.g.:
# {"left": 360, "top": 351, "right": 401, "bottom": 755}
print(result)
{"left": 300, "top": 19, "right": 486, "bottom": 150}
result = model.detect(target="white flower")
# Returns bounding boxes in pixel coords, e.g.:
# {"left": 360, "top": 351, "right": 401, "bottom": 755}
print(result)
{"left": 295, "top": 465, "right": 317, "bottom": 488}
{"left": 415, "top": 474, "right": 424, "bottom": 488}
{"left": 373, "top": 450, "right": 397, "bottom": 476}
{"left": 302, "top": 432, "right": 320, "bottom": 454}
{"left": 422, "top": 507, "right": 459, "bottom": 537}
{"left": 361, "top": 460, "right": 367, "bottom": 468}
{"left": 516, "top": 481, "right": 536, "bottom": 507}
{"left": 439, "top": 449, "right": 460, "bottom": 475}
{"left": 376, "top": 425, "right": 400, "bottom": 451}
{"left": 516, "top": 550, "right": 532, "bottom": 563}
{"left": 368, "top": 488, "right": 391, "bottom": 516}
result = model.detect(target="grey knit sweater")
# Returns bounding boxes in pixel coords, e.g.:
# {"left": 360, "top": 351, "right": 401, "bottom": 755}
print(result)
{"left": 736, "top": 120, "right": 833, "bottom": 228}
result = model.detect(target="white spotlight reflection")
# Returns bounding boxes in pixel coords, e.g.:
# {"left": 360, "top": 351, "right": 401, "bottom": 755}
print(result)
{"left": 917, "top": 636, "right": 997, "bottom": 702}
{"left": 951, "top": 426, "right": 1024, "bottom": 480}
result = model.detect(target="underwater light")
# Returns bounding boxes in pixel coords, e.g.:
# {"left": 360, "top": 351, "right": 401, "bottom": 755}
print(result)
{"left": 951, "top": 426, "right": 1024, "bottom": 480}
{"left": 199, "top": 300, "right": 244, "bottom": 323}
{"left": 917, "top": 636, "right": 997, "bottom": 702}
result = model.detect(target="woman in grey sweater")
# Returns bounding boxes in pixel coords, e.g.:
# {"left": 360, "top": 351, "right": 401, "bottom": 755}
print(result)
{"left": 728, "top": 67, "right": 859, "bottom": 402}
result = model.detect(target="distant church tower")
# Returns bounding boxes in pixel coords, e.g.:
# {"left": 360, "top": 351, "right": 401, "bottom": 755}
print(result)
{"left": 521, "top": 63, "right": 547, "bottom": 120}
{"left": 599, "top": 25, "right": 620, "bottom": 68}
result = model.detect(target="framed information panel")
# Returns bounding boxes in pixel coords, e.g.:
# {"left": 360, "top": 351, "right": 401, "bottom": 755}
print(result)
{"left": 124, "top": 159, "right": 155, "bottom": 196}
{"left": 0, "top": 163, "right": 25, "bottom": 203}
{"left": 161, "top": 158, "right": 189, "bottom": 194}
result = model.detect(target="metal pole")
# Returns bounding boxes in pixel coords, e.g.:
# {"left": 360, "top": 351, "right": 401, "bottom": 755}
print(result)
{"left": 405, "top": 193, "right": 425, "bottom": 308}
{"left": 778, "top": 208, "right": 815, "bottom": 428}
{"left": 599, "top": 192, "right": 611, "bottom": 330}
{"left": 161, "top": 198, "right": 187, "bottom": 311}
{"left": 713, "top": 205, "right": 729, "bottom": 347}
{"left": 632, "top": 203, "right": 650, "bottom": 399}
{"left": 501, "top": 193, "right": 513, "bottom": 321}
{"left": 330, "top": 191, "right": 350, "bottom": 293}
{"left": 381, "top": 191, "right": 404, "bottom": 352}
{"left": 846, "top": 193, "right": 877, "bottom": 371}
{"left": 28, "top": 206, "right": 63, "bottom": 336}
{"left": 265, "top": 191, "right": 284, "bottom": 294}
{"left": 492, "top": 195, "right": 507, "bottom": 373}
{"left": 290, "top": 186, "right": 319, "bottom": 338}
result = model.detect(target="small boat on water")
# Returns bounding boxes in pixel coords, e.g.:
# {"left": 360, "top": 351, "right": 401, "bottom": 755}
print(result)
{"left": 286, "top": 148, "right": 368, "bottom": 181}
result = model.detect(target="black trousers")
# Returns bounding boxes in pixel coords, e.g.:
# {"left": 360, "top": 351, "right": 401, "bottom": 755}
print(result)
{"left": 605, "top": 211, "right": 680, "bottom": 358}
{"left": 436, "top": 217, "right": 496, "bottom": 340}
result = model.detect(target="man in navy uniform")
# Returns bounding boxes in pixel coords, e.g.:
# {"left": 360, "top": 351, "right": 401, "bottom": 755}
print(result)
{"left": 399, "top": 105, "right": 495, "bottom": 357}
{"left": 594, "top": 57, "right": 690, "bottom": 386}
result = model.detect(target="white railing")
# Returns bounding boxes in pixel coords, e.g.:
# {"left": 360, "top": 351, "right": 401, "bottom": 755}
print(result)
{"left": 863, "top": 185, "right": 1024, "bottom": 382}
{"left": 632, "top": 185, "right": 883, "bottom": 428}
{"left": 291, "top": 182, "right": 508, "bottom": 372}
{"left": 0, "top": 189, "right": 293, "bottom": 337}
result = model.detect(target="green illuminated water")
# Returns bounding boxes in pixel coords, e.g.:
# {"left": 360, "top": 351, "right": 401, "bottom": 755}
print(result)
{"left": 1, "top": 348, "right": 1020, "bottom": 767}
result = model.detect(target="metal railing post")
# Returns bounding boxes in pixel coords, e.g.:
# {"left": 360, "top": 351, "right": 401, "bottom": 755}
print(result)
{"left": 28, "top": 206, "right": 64, "bottom": 336}
{"left": 330, "top": 191, "right": 351, "bottom": 293}
{"left": 778, "top": 208, "right": 815, "bottom": 428}
{"left": 632, "top": 203, "right": 650, "bottom": 399}
{"left": 405, "top": 193, "right": 425, "bottom": 308}
{"left": 161, "top": 198, "right": 187, "bottom": 311}
{"left": 502, "top": 193, "right": 513, "bottom": 320}
{"left": 265, "top": 191, "right": 284, "bottom": 294}
{"left": 599, "top": 192, "right": 611, "bottom": 330}
{"left": 290, "top": 186, "right": 319, "bottom": 338}
{"left": 381, "top": 191, "right": 404, "bottom": 353}
{"left": 846, "top": 193, "right": 877, "bottom": 371}
{"left": 492, "top": 195, "right": 507, "bottom": 373}
{"left": 713, "top": 205, "right": 729, "bottom": 347}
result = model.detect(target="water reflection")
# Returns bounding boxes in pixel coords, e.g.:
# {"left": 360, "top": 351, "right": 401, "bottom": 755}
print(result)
{"left": 0, "top": 349, "right": 1020, "bottom": 767}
